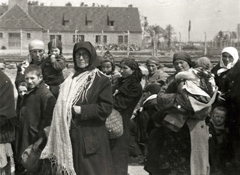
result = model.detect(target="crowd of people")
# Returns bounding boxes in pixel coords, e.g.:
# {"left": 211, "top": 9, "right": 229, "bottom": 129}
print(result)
{"left": 0, "top": 38, "right": 240, "bottom": 175}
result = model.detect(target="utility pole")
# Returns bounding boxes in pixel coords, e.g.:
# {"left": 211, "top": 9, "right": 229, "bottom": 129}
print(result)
{"left": 152, "top": 30, "right": 156, "bottom": 56}
{"left": 179, "top": 32, "right": 181, "bottom": 51}
{"left": 20, "top": 29, "right": 22, "bottom": 55}
{"left": 127, "top": 30, "right": 130, "bottom": 57}
{"left": 102, "top": 30, "right": 104, "bottom": 55}
{"left": 204, "top": 32, "right": 207, "bottom": 55}
{"left": 75, "top": 30, "right": 78, "bottom": 43}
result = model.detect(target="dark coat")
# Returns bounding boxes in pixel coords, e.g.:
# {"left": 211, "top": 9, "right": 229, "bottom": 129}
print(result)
{"left": 0, "top": 69, "right": 16, "bottom": 144}
{"left": 67, "top": 42, "right": 113, "bottom": 175}
{"left": 111, "top": 78, "right": 142, "bottom": 175}
{"left": 16, "top": 81, "right": 56, "bottom": 162}
{"left": 70, "top": 73, "right": 113, "bottom": 175}
{"left": 212, "top": 60, "right": 240, "bottom": 133}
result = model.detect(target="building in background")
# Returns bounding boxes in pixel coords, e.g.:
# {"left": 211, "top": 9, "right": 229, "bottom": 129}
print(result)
{"left": 0, "top": 0, "right": 142, "bottom": 51}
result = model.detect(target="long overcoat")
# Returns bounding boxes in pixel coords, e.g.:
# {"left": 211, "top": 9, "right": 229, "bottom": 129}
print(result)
{"left": 70, "top": 73, "right": 113, "bottom": 175}
{"left": 16, "top": 81, "right": 56, "bottom": 162}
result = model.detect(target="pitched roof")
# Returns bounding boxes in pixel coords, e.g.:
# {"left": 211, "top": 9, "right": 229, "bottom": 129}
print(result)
{"left": 28, "top": 6, "right": 142, "bottom": 33}
{"left": 0, "top": 5, "right": 142, "bottom": 33}
{"left": 0, "top": 4, "right": 42, "bottom": 30}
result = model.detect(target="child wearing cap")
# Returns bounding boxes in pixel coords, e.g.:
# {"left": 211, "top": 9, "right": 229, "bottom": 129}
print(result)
{"left": 41, "top": 38, "right": 66, "bottom": 98}
{"left": 99, "top": 51, "right": 121, "bottom": 88}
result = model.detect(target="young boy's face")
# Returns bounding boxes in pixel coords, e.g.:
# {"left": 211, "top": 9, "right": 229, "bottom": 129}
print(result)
{"left": 211, "top": 108, "right": 227, "bottom": 126}
{"left": 18, "top": 85, "right": 28, "bottom": 98}
{"left": 25, "top": 71, "right": 43, "bottom": 89}
{"left": 50, "top": 48, "right": 60, "bottom": 56}
{"left": 101, "top": 61, "right": 113, "bottom": 75}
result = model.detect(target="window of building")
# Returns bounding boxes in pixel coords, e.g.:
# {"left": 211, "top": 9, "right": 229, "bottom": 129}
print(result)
{"left": 0, "top": 33, "right": 3, "bottom": 39}
{"left": 109, "top": 21, "right": 114, "bottom": 26}
{"left": 124, "top": 35, "right": 128, "bottom": 44}
{"left": 9, "top": 33, "right": 20, "bottom": 48}
{"left": 73, "top": 35, "right": 85, "bottom": 43}
{"left": 50, "top": 35, "right": 62, "bottom": 41}
{"left": 96, "top": 35, "right": 101, "bottom": 44}
{"left": 103, "top": 35, "right": 107, "bottom": 43}
{"left": 27, "top": 33, "right": 31, "bottom": 40}
{"left": 86, "top": 20, "right": 92, "bottom": 26}
{"left": 118, "top": 36, "right": 123, "bottom": 44}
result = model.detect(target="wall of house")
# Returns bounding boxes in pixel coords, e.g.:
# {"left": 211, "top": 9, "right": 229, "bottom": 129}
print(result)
{"left": 0, "top": 30, "right": 43, "bottom": 50}
{"left": 42, "top": 32, "right": 142, "bottom": 52}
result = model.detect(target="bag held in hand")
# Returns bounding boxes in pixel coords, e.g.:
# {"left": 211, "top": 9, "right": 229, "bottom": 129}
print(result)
{"left": 106, "top": 108, "right": 123, "bottom": 139}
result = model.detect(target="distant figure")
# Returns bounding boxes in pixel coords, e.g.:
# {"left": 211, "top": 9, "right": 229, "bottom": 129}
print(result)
{"left": 42, "top": 38, "right": 66, "bottom": 98}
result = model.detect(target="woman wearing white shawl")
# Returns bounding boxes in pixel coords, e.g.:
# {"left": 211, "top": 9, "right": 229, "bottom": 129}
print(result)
{"left": 40, "top": 42, "right": 113, "bottom": 175}
{"left": 211, "top": 46, "right": 240, "bottom": 173}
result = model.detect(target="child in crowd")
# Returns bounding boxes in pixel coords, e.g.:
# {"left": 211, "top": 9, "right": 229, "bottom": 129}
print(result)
{"left": 99, "top": 51, "right": 121, "bottom": 87}
{"left": 41, "top": 38, "right": 66, "bottom": 98}
{"left": 158, "top": 57, "right": 218, "bottom": 132}
{"left": 17, "top": 82, "right": 28, "bottom": 99}
{"left": 208, "top": 105, "right": 233, "bottom": 174}
{"left": 15, "top": 65, "right": 56, "bottom": 174}
{"left": 130, "top": 83, "right": 161, "bottom": 165}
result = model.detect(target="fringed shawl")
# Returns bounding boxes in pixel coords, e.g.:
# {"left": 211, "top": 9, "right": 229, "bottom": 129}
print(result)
{"left": 40, "top": 68, "right": 100, "bottom": 175}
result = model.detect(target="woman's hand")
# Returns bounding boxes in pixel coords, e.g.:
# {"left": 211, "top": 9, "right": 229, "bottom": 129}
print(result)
{"left": 73, "top": 105, "right": 81, "bottom": 114}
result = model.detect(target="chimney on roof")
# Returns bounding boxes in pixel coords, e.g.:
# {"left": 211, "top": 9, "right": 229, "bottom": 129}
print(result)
{"left": 128, "top": 4, "right": 133, "bottom": 8}
{"left": 8, "top": 0, "right": 28, "bottom": 13}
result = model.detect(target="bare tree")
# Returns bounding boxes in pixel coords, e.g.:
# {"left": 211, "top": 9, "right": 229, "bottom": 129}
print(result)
{"left": 163, "top": 24, "right": 174, "bottom": 48}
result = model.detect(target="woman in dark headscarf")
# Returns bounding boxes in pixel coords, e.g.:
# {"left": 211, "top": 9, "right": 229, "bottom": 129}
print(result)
{"left": 0, "top": 69, "right": 16, "bottom": 174}
{"left": 110, "top": 57, "right": 143, "bottom": 175}
{"left": 40, "top": 42, "right": 113, "bottom": 175}
{"left": 146, "top": 52, "right": 210, "bottom": 175}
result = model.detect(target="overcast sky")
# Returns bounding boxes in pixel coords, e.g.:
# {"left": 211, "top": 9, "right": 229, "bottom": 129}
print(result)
{"left": 1, "top": 0, "right": 239, "bottom": 41}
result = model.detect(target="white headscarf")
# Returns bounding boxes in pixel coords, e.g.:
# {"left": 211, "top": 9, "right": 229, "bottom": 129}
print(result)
{"left": 217, "top": 47, "right": 239, "bottom": 76}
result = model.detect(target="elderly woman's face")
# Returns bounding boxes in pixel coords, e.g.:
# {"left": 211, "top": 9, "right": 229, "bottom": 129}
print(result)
{"left": 173, "top": 60, "right": 190, "bottom": 72}
{"left": 222, "top": 52, "right": 234, "bottom": 66}
{"left": 75, "top": 49, "right": 90, "bottom": 68}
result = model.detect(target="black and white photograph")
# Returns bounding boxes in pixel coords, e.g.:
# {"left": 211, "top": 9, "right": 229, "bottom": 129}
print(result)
{"left": 0, "top": 0, "right": 239, "bottom": 174}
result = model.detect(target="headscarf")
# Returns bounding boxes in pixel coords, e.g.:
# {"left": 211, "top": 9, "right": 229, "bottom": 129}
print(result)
{"left": 146, "top": 56, "right": 159, "bottom": 66}
{"left": 217, "top": 47, "right": 239, "bottom": 76}
{"left": 120, "top": 57, "right": 143, "bottom": 83}
{"left": 72, "top": 42, "right": 101, "bottom": 77}
{"left": 173, "top": 52, "right": 194, "bottom": 67}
